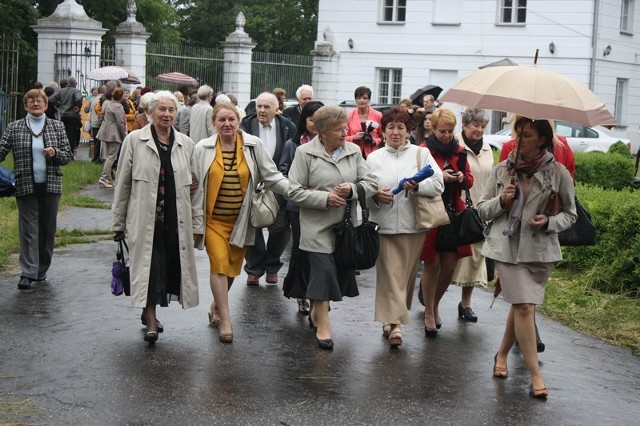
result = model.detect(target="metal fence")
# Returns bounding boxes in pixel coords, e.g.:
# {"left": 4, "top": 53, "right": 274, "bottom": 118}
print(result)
{"left": 1, "top": 33, "right": 20, "bottom": 132}
{"left": 146, "top": 43, "right": 225, "bottom": 91}
{"left": 250, "top": 51, "right": 314, "bottom": 99}
{"left": 54, "top": 40, "right": 120, "bottom": 95}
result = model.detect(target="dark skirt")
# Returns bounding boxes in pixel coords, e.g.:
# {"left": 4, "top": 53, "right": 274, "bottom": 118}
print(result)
{"left": 282, "top": 210, "right": 308, "bottom": 299}
{"left": 147, "top": 220, "right": 181, "bottom": 307}
{"left": 305, "top": 252, "right": 358, "bottom": 302}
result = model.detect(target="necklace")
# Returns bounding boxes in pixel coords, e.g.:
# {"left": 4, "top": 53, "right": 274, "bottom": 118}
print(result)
{"left": 25, "top": 116, "right": 46, "bottom": 138}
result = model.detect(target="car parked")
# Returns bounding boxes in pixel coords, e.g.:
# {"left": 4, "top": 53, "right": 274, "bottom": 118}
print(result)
{"left": 484, "top": 121, "right": 630, "bottom": 154}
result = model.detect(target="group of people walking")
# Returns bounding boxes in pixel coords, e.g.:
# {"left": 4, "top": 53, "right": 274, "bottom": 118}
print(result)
{"left": 1, "top": 82, "right": 577, "bottom": 399}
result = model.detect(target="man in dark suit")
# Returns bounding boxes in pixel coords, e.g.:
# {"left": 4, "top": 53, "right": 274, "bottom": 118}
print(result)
{"left": 241, "top": 92, "right": 296, "bottom": 286}
{"left": 48, "top": 76, "right": 83, "bottom": 156}
{"left": 282, "top": 84, "right": 314, "bottom": 128}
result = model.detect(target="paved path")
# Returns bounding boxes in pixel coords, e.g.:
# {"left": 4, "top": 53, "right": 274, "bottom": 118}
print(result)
{"left": 1, "top": 177, "right": 639, "bottom": 425}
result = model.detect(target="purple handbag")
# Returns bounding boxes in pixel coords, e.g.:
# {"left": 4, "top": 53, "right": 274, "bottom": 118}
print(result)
{"left": 111, "top": 240, "right": 130, "bottom": 296}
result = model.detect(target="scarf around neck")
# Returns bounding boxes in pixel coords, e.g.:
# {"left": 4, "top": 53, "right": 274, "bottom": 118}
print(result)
{"left": 425, "top": 133, "right": 459, "bottom": 159}
{"left": 502, "top": 149, "right": 556, "bottom": 237}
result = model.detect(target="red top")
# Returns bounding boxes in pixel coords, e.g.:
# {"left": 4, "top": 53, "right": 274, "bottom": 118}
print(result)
{"left": 499, "top": 135, "right": 576, "bottom": 180}
{"left": 345, "top": 107, "right": 383, "bottom": 158}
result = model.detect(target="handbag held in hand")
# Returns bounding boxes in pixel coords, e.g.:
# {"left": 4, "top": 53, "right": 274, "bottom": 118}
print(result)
{"left": 332, "top": 183, "right": 380, "bottom": 270}
{"left": 248, "top": 147, "right": 280, "bottom": 228}
{"left": 112, "top": 239, "right": 130, "bottom": 296}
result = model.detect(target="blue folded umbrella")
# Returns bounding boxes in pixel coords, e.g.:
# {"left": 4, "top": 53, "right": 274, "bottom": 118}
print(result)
{"left": 0, "top": 165, "right": 15, "bottom": 197}
{"left": 391, "top": 164, "right": 434, "bottom": 196}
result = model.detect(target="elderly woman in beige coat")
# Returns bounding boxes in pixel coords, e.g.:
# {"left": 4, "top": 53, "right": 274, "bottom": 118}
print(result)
{"left": 478, "top": 117, "right": 576, "bottom": 399}
{"left": 194, "top": 101, "right": 289, "bottom": 344}
{"left": 112, "top": 91, "right": 203, "bottom": 345}
{"left": 451, "top": 108, "right": 493, "bottom": 322}
{"left": 288, "top": 105, "right": 377, "bottom": 350}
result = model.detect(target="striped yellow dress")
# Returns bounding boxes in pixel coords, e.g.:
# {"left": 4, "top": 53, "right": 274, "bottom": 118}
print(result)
{"left": 205, "top": 135, "right": 250, "bottom": 276}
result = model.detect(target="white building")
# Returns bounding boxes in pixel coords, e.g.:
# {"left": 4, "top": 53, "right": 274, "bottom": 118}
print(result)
{"left": 315, "top": 0, "right": 639, "bottom": 143}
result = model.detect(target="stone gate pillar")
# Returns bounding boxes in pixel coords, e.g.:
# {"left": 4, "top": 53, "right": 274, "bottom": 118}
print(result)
{"left": 32, "top": 0, "right": 107, "bottom": 90}
{"left": 114, "top": 0, "right": 150, "bottom": 88}
{"left": 311, "top": 36, "right": 340, "bottom": 104}
{"left": 221, "top": 12, "right": 255, "bottom": 107}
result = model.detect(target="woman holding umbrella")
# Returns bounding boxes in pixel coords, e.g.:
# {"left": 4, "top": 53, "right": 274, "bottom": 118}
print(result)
{"left": 477, "top": 117, "right": 576, "bottom": 398}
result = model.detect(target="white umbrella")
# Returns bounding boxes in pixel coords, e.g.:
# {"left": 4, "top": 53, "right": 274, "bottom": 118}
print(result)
{"left": 87, "top": 66, "right": 141, "bottom": 85}
{"left": 439, "top": 65, "right": 616, "bottom": 127}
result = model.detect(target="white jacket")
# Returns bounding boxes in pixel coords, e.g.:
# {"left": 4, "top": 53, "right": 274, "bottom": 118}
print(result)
{"left": 366, "top": 143, "right": 444, "bottom": 235}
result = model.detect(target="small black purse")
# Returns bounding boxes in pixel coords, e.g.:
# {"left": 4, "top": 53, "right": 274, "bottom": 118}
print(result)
{"left": 332, "top": 183, "right": 380, "bottom": 270}
{"left": 437, "top": 186, "right": 486, "bottom": 250}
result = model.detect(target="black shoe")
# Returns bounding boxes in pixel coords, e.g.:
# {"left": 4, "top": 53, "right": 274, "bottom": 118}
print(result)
{"left": 424, "top": 327, "right": 438, "bottom": 337}
{"left": 141, "top": 313, "right": 164, "bottom": 333}
{"left": 458, "top": 302, "right": 478, "bottom": 322}
{"left": 144, "top": 331, "right": 158, "bottom": 344}
{"left": 435, "top": 319, "right": 442, "bottom": 329}
{"left": 17, "top": 277, "right": 33, "bottom": 290}
{"left": 316, "top": 337, "right": 334, "bottom": 350}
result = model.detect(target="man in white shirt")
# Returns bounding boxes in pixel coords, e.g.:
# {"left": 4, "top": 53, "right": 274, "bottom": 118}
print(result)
{"left": 240, "top": 92, "right": 296, "bottom": 286}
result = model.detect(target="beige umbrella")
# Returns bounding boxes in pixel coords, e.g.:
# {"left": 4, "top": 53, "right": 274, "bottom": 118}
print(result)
{"left": 439, "top": 65, "right": 616, "bottom": 127}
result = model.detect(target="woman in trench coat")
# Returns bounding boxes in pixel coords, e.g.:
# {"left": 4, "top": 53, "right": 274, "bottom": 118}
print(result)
{"left": 112, "top": 91, "right": 203, "bottom": 345}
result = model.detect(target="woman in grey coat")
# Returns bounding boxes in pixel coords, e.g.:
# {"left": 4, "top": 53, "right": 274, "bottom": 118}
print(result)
{"left": 288, "top": 105, "right": 377, "bottom": 350}
{"left": 112, "top": 91, "right": 203, "bottom": 345}
{"left": 477, "top": 117, "right": 576, "bottom": 398}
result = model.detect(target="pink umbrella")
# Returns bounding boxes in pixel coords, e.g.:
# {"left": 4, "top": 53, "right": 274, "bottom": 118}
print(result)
{"left": 154, "top": 72, "right": 198, "bottom": 86}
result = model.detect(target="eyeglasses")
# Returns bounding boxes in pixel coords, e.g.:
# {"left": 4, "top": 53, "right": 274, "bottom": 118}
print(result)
{"left": 27, "top": 99, "right": 46, "bottom": 105}
{"left": 332, "top": 127, "right": 349, "bottom": 134}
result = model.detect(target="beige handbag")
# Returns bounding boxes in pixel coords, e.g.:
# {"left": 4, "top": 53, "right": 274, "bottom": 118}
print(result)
{"left": 412, "top": 149, "right": 450, "bottom": 230}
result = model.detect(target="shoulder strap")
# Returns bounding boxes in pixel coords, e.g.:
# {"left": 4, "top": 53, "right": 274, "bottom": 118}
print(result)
{"left": 356, "top": 183, "right": 370, "bottom": 224}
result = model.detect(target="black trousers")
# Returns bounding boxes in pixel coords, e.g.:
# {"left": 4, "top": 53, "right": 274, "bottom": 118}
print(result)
{"left": 61, "top": 115, "right": 81, "bottom": 152}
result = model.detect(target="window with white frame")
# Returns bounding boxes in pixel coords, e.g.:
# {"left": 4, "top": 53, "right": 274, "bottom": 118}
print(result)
{"left": 499, "top": 0, "right": 527, "bottom": 24}
{"left": 380, "top": 0, "right": 407, "bottom": 23}
{"left": 614, "top": 78, "right": 627, "bottom": 124}
{"left": 378, "top": 68, "right": 403, "bottom": 104}
{"left": 620, "top": 0, "right": 634, "bottom": 33}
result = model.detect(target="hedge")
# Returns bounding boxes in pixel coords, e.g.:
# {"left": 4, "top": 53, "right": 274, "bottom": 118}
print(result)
{"left": 574, "top": 151, "right": 634, "bottom": 190}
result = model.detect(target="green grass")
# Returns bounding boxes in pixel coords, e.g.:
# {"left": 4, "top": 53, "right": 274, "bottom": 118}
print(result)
{"left": 0, "top": 157, "right": 109, "bottom": 269}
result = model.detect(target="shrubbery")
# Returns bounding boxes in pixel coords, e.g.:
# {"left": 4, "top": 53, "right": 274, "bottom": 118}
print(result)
{"left": 558, "top": 184, "right": 640, "bottom": 296}
{"left": 574, "top": 151, "right": 634, "bottom": 190}
{"left": 608, "top": 141, "right": 631, "bottom": 157}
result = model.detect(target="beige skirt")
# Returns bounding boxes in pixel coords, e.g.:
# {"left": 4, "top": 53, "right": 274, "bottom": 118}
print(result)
{"left": 495, "top": 261, "right": 554, "bottom": 305}
{"left": 451, "top": 241, "right": 487, "bottom": 288}
{"left": 374, "top": 232, "right": 427, "bottom": 324}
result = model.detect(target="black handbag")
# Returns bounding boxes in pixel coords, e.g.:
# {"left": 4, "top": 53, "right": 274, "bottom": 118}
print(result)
{"left": 558, "top": 197, "right": 596, "bottom": 246}
{"left": 437, "top": 187, "right": 486, "bottom": 250}
{"left": 332, "top": 183, "right": 380, "bottom": 270}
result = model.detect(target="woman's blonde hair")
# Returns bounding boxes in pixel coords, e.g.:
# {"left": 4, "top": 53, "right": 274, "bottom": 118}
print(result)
{"left": 313, "top": 105, "right": 347, "bottom": 134}
{"left": 430, "top": 108, "right": 457, "bottom": 129}
{"left": 212, "top": 101, "right": 240, "bottom": 122}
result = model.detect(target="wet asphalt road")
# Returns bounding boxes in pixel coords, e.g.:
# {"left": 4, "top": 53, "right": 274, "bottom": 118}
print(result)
{"left": 1, "top": 159, "right": 639, "bottom": 424}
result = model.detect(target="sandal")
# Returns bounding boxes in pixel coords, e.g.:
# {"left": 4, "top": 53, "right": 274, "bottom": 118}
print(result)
{"left": 529, "top": 385, "right": 549, "bottom": 399}
{"left": 493, "top": 353, "right": 508, "bottom": 378}
{"left": 388, "top": 328, "right": 403, "bottom": 347}
{"left": 382, "top": 323, "right": 391, "bottom": 338}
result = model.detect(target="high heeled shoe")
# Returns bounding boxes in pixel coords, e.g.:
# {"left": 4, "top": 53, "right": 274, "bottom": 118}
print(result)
{"left": 382, "top": 323, "right": 391, "bottom": 338}
{"left": 208, "top": 311, "right": 221, "bottom": 328}
{"left": 529, "top": 385, "right": 549, "bottom": 399}
{"left": 144, "top": 331, "right": 158, "bottom": 344}
{"left": 388, "top": 328, "right": 403, "bottom": 347}
{"left": 316, "top": 337, "right": 334, "bottom": 350}
{"left": 435, "top": 319, "right": 442, "bottom": 329}
{"left": 141, "top": 313, "right": 164, "bottom": 332}
{"left": 493, "top": 353, "right": 508, "bottom": 378}
{"left": 297, "top": 299, "right": 310, "bottom": 315}
{"left": 424, "top": 326, "right": 438, "bottom": 337}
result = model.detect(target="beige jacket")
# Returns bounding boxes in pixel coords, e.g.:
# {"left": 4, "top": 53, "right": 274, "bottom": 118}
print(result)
{"left": 288, "top": 136, "right": 378, "bottom": 254}
{"left": 193, "top": 130, "right": 289, "bottom": 249}
{"left": 112, "top": 124, "right": 204, "bottom": 309}
{"left": 477, "top": 160, "right": 577, "bottom": 264}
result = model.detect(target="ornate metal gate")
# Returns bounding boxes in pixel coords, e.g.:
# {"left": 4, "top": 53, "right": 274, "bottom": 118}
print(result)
{"left": 0, "top": 33, "right": 20, "bottom": 134}
{"left": 54, "top": 40, "right": 120, "bottom": 94}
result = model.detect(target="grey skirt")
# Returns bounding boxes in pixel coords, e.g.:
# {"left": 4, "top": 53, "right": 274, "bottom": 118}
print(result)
{"left": 494, "top": 261, "right": 554, "bottom": 305}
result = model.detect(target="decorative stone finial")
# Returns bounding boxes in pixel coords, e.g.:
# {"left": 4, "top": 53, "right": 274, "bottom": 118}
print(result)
{"left": 235, "top": 12, "right": 246, "bottom": 32}
{"left": 126, "top": 0, "right": 138, "bottom": 23}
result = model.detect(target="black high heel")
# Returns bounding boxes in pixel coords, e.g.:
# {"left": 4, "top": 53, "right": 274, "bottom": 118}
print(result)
{"left": 144, "top": 331, "right": 158, "bottom": 344}
{"left": 316, "top": 337, "right": 334, "bottom": 350}
{"left": 141, "top": 313, "right": 164, "bottom": 333}
{"left": 424, "top": 327, "right": 438, "bottom": 337}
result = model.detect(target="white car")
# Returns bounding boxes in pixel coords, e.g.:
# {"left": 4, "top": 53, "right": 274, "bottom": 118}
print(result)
{"left": 484, "top": 121, "right": 630, "bottom": 154}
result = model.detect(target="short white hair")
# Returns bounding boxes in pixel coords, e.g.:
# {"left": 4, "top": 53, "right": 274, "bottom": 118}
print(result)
{"left": 147, "top": 90, "right": 180, "bottom": 112}
{"left": 257, "top": 92, "right": 278, "bottom": 109}
{"left": 296, "top": 84, "right": 313, "bottom": 99}
{"left": 215, "top": 93, "right": 231, "bottom": 104}
{"left": 197, "top": 85, "right": 213, "bottom": 100}
{"left": 138, "top": 92, "right": 155, "bottom": 112}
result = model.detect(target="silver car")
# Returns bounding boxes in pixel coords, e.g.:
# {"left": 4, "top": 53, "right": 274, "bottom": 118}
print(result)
{"left": 484, "top": 121, "right": 630, "bottom": 154}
